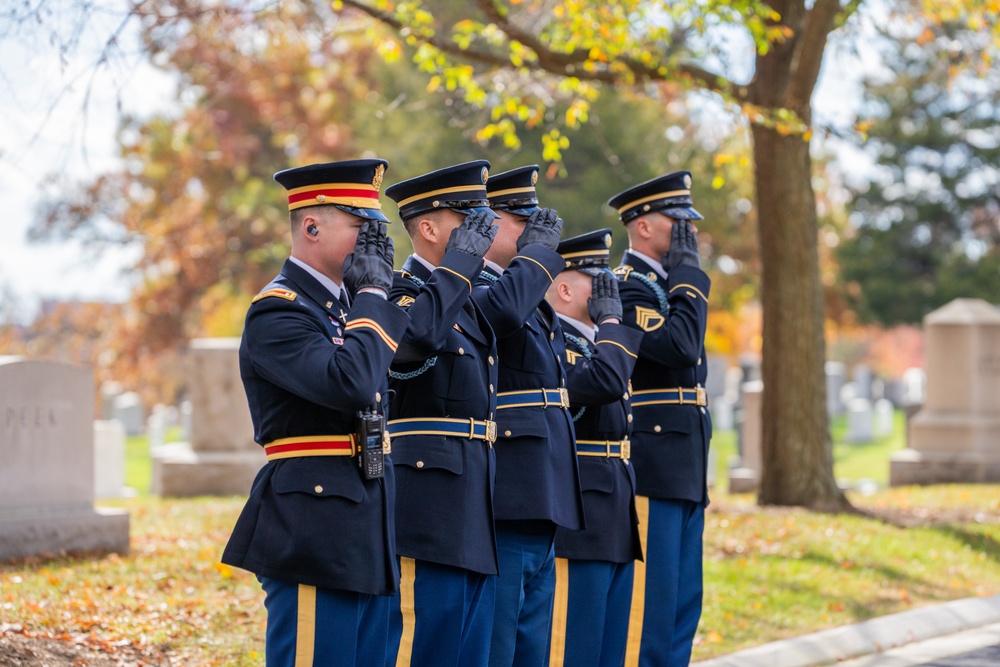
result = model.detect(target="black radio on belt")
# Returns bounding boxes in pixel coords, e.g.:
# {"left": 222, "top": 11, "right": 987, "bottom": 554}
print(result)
{"left": 355, "top": 405, "right": 385, "bottom": 480}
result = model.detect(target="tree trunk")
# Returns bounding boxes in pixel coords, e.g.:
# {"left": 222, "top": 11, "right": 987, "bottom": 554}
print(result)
{"left": 752, "top": 125, "right": 848, "bottom": 510}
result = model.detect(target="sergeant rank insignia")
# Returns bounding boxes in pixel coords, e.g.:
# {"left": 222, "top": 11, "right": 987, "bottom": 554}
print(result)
{"left": 635, "top": 306, "right": 665, "bottom": 331}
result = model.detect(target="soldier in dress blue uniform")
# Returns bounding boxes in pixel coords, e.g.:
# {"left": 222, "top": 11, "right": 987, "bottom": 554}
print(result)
{"left": 381, "top": 161, "right": 501, "bottom": 667}
{"left": 221, "top": 159, "right": 411, "bottom": 667}
{"left": 607, "top": 171, "right": 712, "bottom": 667}
{"left": 479, "top": 165, "right": 586, "bottom": 667}
{"left": 546, "top": 229, "right": 644, "bottom": 667}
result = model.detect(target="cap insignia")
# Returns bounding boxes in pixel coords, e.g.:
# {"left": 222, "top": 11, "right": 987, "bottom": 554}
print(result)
{"left": 531, "top": 170, "right": 538, "bottom": 186}
{"left": 316, "top": 194, "right": 326, "bottom": 203}
{"left": 373, "top": 163, "right": 385, "bottom": 191}
{"left": 604, "top": 234, "right": 612, "bottom": 248}
{"left": 481, "top": 167, "right": 489, "bottom": 184}
{"left": 683, "top": 174, "right": 692, "bottom": 188}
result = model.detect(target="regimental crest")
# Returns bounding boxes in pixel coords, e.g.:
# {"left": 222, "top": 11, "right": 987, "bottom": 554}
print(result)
{"left": 481, "top": 167, "right": 489, "bottom": 184}
{"left": 395, "top": 295, "right": 415, "bottom": 308}
{"left": 635, "top": 306, "right": 665, "bottom": 332}
{"left": 373, "top": 163, "right": 386, "bottom": 191}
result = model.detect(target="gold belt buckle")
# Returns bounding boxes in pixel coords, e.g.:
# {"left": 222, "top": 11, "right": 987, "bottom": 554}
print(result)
{"left": 485, "top": 420, "right": 497, "bottom": 444}
{"left": 621, "top": 437, "right": 631, "bottom": 460}
{"left": 559, "top": 387, "right": 570, "bottom": 409}
{"left": 696, "top": 386, "right": 707, "bottom": 406}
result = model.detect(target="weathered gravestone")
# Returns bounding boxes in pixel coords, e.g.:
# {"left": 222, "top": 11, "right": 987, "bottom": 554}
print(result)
{"left": 0, "top": 358, "right": 129, "bottom": 560}
{"left": 891, "top": 299, "right": 1000, "bottom": 485}
{"left": 152, "top": 338, "right": 264, "bottom": 496}
{"left": 93, "top": 419, "right": 126, "bottom": 499}
{"left": 826, "top": 361, "right": 846, "bottom": 416}
{"left": 729, "top": 380, "right": 762, "bottom": 493}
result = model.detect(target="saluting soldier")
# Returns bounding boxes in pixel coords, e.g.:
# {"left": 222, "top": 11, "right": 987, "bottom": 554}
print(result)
{"left": 479, "top": 165, "right": 586, "bottom": 667}
{"left": 546, "top": 229, "right": 645, "bottom": 667}
{"left": 381, "top": 161, "right": 501, "bottom": 666}
{"left": 222, "top": 159, "right": 410, "bottom": 667}
{"left": 607, "top": 171, "right": 712, "bottom": 667}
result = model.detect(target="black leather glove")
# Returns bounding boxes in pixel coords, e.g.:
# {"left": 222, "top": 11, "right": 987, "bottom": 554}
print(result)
{"left": 661, "top": 220, "right": 700, "bottom": 271}
{"left": 343, "top": 220, "right": 394, "bottom": 295}
{"left": 445, "top": 209, "right": 498, "bottom": 258}
{"left": 588, "top": 271, "right": 623, "bottom": 324}
{"left": 515, "top": 207, "right": 563, "bottom": 252}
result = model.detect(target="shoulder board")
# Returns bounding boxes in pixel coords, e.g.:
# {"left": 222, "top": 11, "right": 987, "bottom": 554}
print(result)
{"left": 614, "top": 265, "right": 633, "bottom": 280}
{"left": 252, "top": 288, "right": 297, "bottom": 303}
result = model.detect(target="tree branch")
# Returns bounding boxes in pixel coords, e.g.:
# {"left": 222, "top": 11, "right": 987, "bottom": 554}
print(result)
{"left": 339, "top": 0, "right": 744, "bottom": 100}
{"left": 787, "top": 0, "right": 843, "bottom": 110}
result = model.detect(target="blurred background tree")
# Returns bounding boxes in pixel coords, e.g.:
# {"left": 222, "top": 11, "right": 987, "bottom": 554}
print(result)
{"left": 838, "top": 23, "right": 1000, "bottom": 327}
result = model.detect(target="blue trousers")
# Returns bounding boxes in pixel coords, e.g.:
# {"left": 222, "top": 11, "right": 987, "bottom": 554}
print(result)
{"left": 550, "top": 558, "right": 635, "bottom": 667}
{"left": 489, "top": 520, "right": 557, "bottom": 667}
{"left": 387, "top": 557, "right": 496, "bottom": 667}
{"left": 260, "top": 576, "right": 391, "bottom": 667}
{"left": 625, "top": 497, "right": 704, "bottom": 667}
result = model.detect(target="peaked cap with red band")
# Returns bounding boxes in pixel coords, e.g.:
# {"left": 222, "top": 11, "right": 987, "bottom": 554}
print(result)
{"left": 273, "top": 158, "right": 390, "bottom": 222}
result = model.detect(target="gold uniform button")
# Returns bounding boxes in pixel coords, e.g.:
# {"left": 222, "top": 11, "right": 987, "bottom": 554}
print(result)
{"left": 697, "top": 358, "right": 703, "bottom": 366}
{"left": 505, "top": 430, "right": 512, "bottom": 437}
{"left": 489, "top": 384, "right": 494, "bottom": 393}
{"left": 416, "top": 461, "right": 425, "bottom": 469}
{"left": 550, "top": 332, "right": 555, "bottom": 340}
{"left": 654, "top": 425, "right": 662, "bottom": 433}
{"left": 624, "top": 392, "right": 629, "bottom": 400}
{"left": 458, "top": 347, "right": 465, "bottom": 355}
{"left": 701, "top": 407, "right": 707, "bottom": 414}
{"left": 375, "top": 392, "right": 381, "bottom": 403}
{"left": 627, "top": 414, "right": 633, "bottom": 423}
{"left": 624, "top": 460, "right": 629, "bottom": 466}
{"left": 488, "top": 356, "right": 495, "bottom": 365}
{"left": 314, "top": 485, "right": 324, "bottom": 493}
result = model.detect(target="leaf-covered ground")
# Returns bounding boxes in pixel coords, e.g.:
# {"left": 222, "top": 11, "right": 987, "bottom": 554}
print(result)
{"left": 1, "top": 487, "right": 999, "bottom": 665}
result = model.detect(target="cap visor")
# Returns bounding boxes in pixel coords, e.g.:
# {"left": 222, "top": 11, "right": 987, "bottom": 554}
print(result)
{"left": 452, "top": 205, "right": 501, "bottom": 220}
{"left": 661, "top": 206, "right": 703, "bottom": 221}
{"left": 337, "top": 205, "right": 390, "bottom": 223}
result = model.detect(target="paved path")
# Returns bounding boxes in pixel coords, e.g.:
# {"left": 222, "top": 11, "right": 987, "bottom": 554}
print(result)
{"left": 693, "top": 595, "right": 1000, "bottom": 667}
{"left": 837, "top": 622, "right": 1000, "bottom": 667}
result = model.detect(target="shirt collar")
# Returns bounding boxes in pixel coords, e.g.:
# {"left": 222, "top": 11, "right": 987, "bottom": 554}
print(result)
{"left": 289, "top": 256, "right": 347, "bottom": 303}
{"left": 557, "top": 313, "right": 596, "bottom": 344}
{"left": 412, "top": 253, "right": 437, "bottom": 273}
{"left": 483, "top": 258, "right": 505, "bottom": 275}
{"left": 629, "top": 249, "right": 668, "bottom": 280}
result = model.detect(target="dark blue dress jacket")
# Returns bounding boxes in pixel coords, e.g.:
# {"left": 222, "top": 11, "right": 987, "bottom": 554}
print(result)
{"left": 387, "top": 251, "right": 500, "bottom": 576}
{"left": 222, "top": 258, "right": 410, "bottom": 596}
{"left": 554, "top": 318, "right": 644, "bottom": 563}
{"left": 614, "top": 250, "right": 713, "bottom": 504}
{"left": 471, "top": 244, "right": 586, "bottom": 530}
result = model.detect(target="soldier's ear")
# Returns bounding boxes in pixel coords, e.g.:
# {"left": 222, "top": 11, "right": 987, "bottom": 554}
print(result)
{"left": 557, "top": 279, "right": 573, "bottom": 303}
{"left": 634, "top": 216, "right": 653, "bottom": 240}
{"left": 417, "top": 217, "right": 437, "bottom": 243}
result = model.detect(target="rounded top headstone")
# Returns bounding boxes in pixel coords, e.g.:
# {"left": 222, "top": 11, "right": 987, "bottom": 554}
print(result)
{"left": 924, "top": 298, "right": 1000, "bottom": 325}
